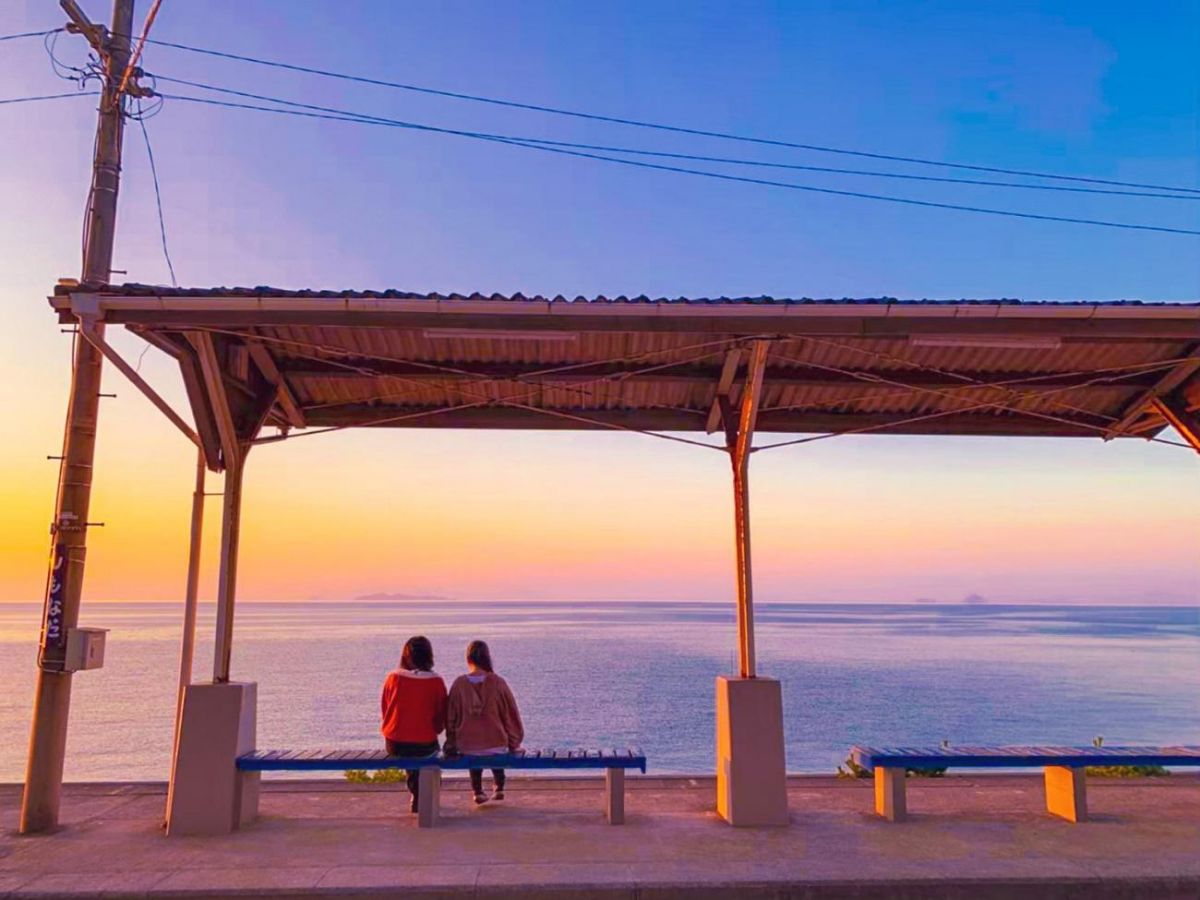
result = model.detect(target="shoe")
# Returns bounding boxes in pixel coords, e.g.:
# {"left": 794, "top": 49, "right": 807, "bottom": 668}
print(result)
{"left": 473, "top": 791, "right": 488, "bottom": 805}
{"left": 491, "top": 789, "right": 505, "bottom": 802}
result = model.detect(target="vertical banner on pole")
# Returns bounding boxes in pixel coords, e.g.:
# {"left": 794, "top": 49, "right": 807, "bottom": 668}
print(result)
{"left": 39, "top": 545, "right": 70, "bottom": 672}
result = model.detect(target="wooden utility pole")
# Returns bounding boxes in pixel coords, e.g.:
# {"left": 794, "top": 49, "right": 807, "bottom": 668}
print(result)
{"left": 21, "top": 0, "right": 137, "bottom": 834}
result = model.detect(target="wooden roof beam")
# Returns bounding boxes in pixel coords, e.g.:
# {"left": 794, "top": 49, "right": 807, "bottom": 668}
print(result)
{"left": 705, "top": 349, "right": 743, "bottom": 435}
{"left": 277, "top": 357, "right": 1162, "bottom": 393}
{"left": 247, "top": 341, "right": 306, "bottom": 428}
{"left": 1105, "top": 346, "right": 1200, "bottom": 438}
{"left": 1151, "top": 396, "right": 1200, "bottom": 453}
{"left": 732, "top": 341, "right": 769, "bottom": 465}
{"left": 187, "top": 332, "right": 241, "bottom": 469}
{"left": 296, "top": 404, "right": 1115, "bottom": 437}
{"left": 176, "top": 345, "right": 223, "bottom": 471}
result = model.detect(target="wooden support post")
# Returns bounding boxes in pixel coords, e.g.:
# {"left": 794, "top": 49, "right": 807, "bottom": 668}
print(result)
{"left": 728, "top": 341, "right": 768, "bottom": 679}
{"left": 166, "top": 450, "right": 206, "bottom": 815}
{"left": 212, "top": 453, "right": 244, "bottom": 684}
{"left": 605, "top": 767, "right": 625, "bottom": 824}
{"left": 417, "top": 767, "right": 441, "bottom": 828}
{"left": 874, "top": 767, "right": 907, "bottom": 822}
{"left": 1044, "top": 766, "right": 1087, "bottom": 822}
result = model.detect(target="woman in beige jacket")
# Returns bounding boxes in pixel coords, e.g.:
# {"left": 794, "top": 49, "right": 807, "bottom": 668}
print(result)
{"left": 445, "top": 640, "right": 524, "bottom": 805}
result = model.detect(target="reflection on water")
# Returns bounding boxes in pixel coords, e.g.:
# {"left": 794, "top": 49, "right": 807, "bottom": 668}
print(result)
{"left": 0, "top": 602, "right": 1197, "bottom": 781}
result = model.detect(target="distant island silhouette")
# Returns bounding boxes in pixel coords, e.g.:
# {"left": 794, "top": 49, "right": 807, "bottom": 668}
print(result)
{"left": 353, "top": 591, "right": 455, "bottom": 603}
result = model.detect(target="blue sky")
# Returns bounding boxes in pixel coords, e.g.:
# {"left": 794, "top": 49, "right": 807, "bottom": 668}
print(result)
{"left": 0, "top": 1, "right": 1197, "bottom": 604}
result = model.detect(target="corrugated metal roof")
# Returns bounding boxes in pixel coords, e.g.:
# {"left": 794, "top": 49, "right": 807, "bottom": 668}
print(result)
{"left": 49, "top": 283, "right": 1200, "bottom": 470}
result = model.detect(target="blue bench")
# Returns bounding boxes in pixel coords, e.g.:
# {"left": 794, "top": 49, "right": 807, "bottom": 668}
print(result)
{"left": 851, "top": 744, "right": 1200, "bottom": 822}
{"left": 237, "top": 747, "right": 647, "bottom": 827}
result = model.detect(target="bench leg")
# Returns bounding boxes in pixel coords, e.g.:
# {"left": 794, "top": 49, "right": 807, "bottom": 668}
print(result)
{"left": 874, "top": 766, "right": 906, "bottom": 822}
{"left": 605, "top": 768, "right": 625, "bottom": 825}
{"left": 1044, "top": 766, "right": 1087, "bottom": 822}
{"left": 417, "top": 767, "right": 441, "bottom": 828}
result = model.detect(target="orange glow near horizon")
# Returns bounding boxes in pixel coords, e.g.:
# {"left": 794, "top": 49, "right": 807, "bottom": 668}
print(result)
{"left": 1, "top": 343, "right": 1197, "bottom": 608}
{"left": 1, "top": 3, "right": 1198, "bottom": 612}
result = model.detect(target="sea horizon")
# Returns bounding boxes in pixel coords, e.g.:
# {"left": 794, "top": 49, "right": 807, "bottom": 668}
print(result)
{"left": 2, "top": 598, "right": 1196, "bottom": 607}
{"left": 2, "top": 600, "right": 1197, "bottom": 783}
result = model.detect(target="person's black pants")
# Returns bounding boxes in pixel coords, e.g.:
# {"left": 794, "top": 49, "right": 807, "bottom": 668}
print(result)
{"left": 469, "top": 767, "right": 506, "bottom": 794}
{"left": 385, "top": 739, "right": 439, "bottom": 805}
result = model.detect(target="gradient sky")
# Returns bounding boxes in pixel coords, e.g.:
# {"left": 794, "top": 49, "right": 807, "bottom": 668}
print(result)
{"left": 1, "top": 1, "right": 1197, "bottom": 605}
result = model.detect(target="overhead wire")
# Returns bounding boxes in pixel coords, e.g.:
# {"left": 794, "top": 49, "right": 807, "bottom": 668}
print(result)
{"left": 134, "top": 96, "right": 178, "bottom": 286}
{"left": 147, "top": 75, "right": 1195, "bottom": 202}
{"left": 17, "top": 24, "right": 1194, "bottom": 451}
{"left": 43, "top": 28, "right": 98, "bottom": 87}
{"left": 0, "top": 27, "right": 63, "bottom": 42}
{"left": 136, "top": 34, "right": 1200, "bottom": 196}
{"left": 151, "top": 88, "right": 1200, "bottom": 237}
{"left": 0, "top": 91, "right": 99, "bottom": 105}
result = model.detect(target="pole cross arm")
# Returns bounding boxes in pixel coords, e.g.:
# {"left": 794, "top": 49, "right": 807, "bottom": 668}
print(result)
{"left": 78, "top": 318, "right": 200, "bottom": 447}
{"left": 60, "top": 0, "right": 105, "bottom": 50}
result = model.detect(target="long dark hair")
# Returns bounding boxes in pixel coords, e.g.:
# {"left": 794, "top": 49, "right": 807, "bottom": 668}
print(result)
{"left": 466, "top": 639, "right": 493, "bottom": 673}
{"left": 400, "top": 635, "right": 434, "bottom": 672}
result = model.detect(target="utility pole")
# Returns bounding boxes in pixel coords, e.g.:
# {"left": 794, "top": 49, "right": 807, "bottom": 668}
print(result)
{"left": 21, "top": 0, "right": 137, "bottom": 834}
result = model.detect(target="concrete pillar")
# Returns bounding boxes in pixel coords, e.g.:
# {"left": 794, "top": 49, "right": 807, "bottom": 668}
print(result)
{"left": 166, "top": 681, "right": 258, "bottom": 836}
{"left": 605, "top": 767, "right": 625, "bottom": 824}
{"left": 416, "top": 767, "right": 441, "bottom": 828}
{"left": 1044, "top": 765, "right": 1088, "bottom": 822}
{"left": 874, "top": 767, "right": 907, "bottom": 821}
{"left": 715, "top": 675, "right": 788, "bottom": 826}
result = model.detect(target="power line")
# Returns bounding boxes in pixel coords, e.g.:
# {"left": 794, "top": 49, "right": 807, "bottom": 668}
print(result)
{"left": 139, "top": 34, "right": 1200, "bottom": 196}
{"left": 0, "top": 28, "right": 62, "bottom": 42}
{"left": 150, "top": 74, "right": 1197, "bottom": 203}
{"left": 0, "top": 91, "right": 99, "bottom": 106}
{"left": 153, "top": 89, "right": 1200, "bottom": 237}
{"left": 135, "top": 101, "right": 177, "bottom": 286}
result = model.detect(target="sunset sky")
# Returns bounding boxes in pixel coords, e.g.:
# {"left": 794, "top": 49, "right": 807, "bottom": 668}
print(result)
{"left": 1, "top": 1, "right": 1197, "bottom": 606}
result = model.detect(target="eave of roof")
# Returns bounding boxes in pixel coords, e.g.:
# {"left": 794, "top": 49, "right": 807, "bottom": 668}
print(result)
{"left": 51, "top": 281, "right": 1200, "bottom": 309}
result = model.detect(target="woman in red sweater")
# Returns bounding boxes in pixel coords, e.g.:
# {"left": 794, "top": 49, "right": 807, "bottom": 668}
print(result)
{"left": 380, "top": 635, "right": 447, "bottom": 813}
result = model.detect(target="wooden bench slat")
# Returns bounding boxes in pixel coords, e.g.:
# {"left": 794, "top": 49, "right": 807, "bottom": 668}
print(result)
{"left": 848, "top": 743, "right": 1200, "bottom": 772}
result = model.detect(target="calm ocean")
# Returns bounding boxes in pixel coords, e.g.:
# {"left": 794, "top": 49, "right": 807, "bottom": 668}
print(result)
{"left": 1, "top": 601, "right": 1197, "bottom": 782}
